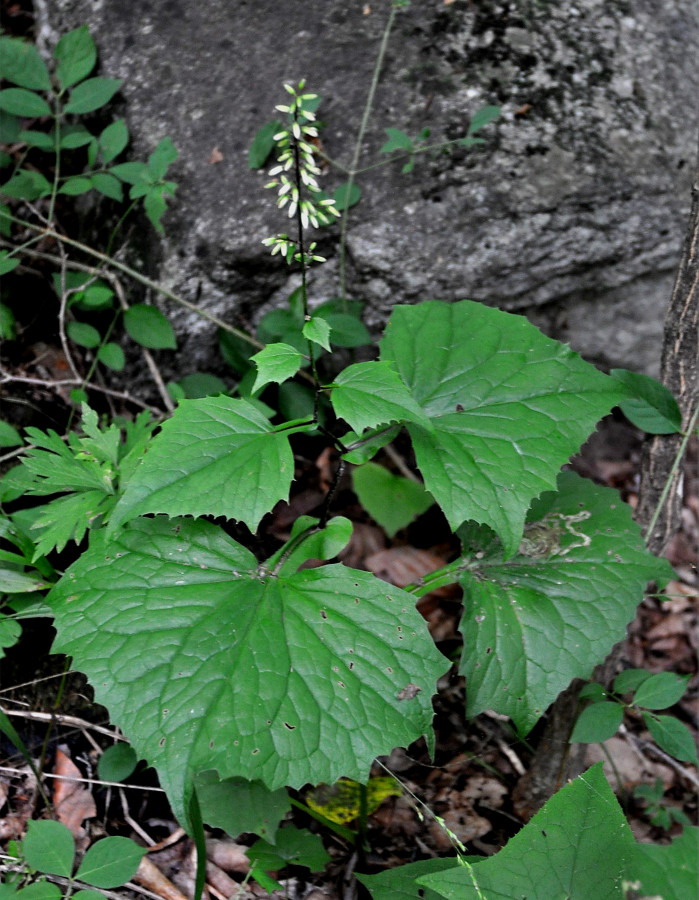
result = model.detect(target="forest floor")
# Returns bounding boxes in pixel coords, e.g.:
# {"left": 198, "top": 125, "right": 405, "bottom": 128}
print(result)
{"left": 1, "top": 409, "right": 697, "bottom": 900}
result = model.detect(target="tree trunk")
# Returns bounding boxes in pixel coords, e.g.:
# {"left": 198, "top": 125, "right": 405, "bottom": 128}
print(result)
{"left": 513, "top": 154, "right": 699, "bottom": 820}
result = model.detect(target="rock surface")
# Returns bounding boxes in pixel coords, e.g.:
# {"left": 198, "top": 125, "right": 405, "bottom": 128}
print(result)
{"left": 36, "top": 0, "right": 699, "bottom": 376}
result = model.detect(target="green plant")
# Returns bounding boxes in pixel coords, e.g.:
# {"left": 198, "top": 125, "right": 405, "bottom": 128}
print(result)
{"left": 0, "top": 11, "right": 695, "bottom": 900}
{"left": 571, "top": 669, "right": 698, "bottom": 764}
{"left": 1, "top": 819, "right": 145, "bottom": 900}
{"left": 632, "top": 778, "right": 692, "bottom": 831}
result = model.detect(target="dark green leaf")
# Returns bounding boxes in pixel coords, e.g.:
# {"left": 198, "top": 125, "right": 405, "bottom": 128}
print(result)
{"left": 0, "top": 251, "right": 19, "bottom": 276}
{"left": 632, "top": 671, "right": 690, "bottom": 710}
{"left": 0, "top": 37, "right": 51, "bottom": 90}
{"left": 467, "top": 104, "right": 501, "bottom": 135}
{"left": 0, "top": 421, "right": 22, "bottom": 448}
{"left": 457, "top": 472, "right": 672, "bottom": 734}
{"left": 249, "top": 119, "right": 282, "bottom": 169}
{"left": 302, "top": 315, "right": 332, "bottom": 352}
{"left": 23, "top": 820, "right": 74, "bottom": 877}
{"left": 18, "top": 129, "right": 54, "bottom": 150}
{"left": 0, "top": 88, "right": 51, "bottom": 118}
{"left": 97, "top": 343, "right": 125, "bottom": 371}
{"left": 611, "top": 368, "right": 682, "bottom": 434}
{"left": 251, "top": 342, "right": 304, "bottom": 393}
{"left": 54, "top": 26, "right": 96, "bottom": 89}
{"left": 59, "top": 126, "right": 94, "bottom": 149}
{"left": 381, "top": 301, "right": 625, "bottom": 556}
{"left": 358, "top": 859, "right": 460, "bottom": 900}
{"left": 98, "top": 744, "right": 138, "bottom": 782}
{"left": 579, "top": 682, "right": 607, "bottom": 702}
{"left": 15, "top": 883, "right": 61, "bottom": 900}
{"left": 219, "top": 329, "right": 255, "bottom": 374}
{"left": 353, "top": 463, "right": 433, "bottom": 537}
{"left": 177, "top": 373, "right": 228, "bottom": 398}
{"left": 0, "top": 568, "right": 49, "bottom": 593}
{"left": 143, "top": 185, "right": 170, "bottom": 233}
{"left": 643, "top": 713, "right": 699, "bottom": 763}
{"left": 90, "top": 172, "right": 123, "bottom": 201}
{"left": 195, "top": 772, "right": 289, "bottom": 843}
{"left": 123, "top": 304, "right": 176, "bottom": 350}
{"left": 341, "top": 424, "right": 401, "bottom": 466}
{"left": 74, "top": 837, "right": 146, "bottom": 888}
{"left": 67, "top": 320, "right": 101, "bottom": 347}
{"left": 247, "top": 827, "right": 330, "bottom": 873}
{"left": 98, "top": 119, "right": 129, "bottom": 163}
{"left": 419, "top": 764, "right": 633, "bottom": 900}
{"left": 74, "top": 283, "right": 115, "bottom": 311}
{"left": 570, "top": 701, "right": 624, "bottom": 743}
{"left": 109, "top": 397, "right": 297, "bottom": 532}
{"left": 379, "top": 128, "right": 414, "bottom": 154}
{"left": 1, "top": 169, "right": 51, "bottom": 200}
{"left": 625, "top": 826, "right": 698, "bottom": 900}
{"left": 0, "top": 617, "right": 22, "bottom": 658}
{"left": 613, "top": 668, "right": 652, "bottom": 694}
{"left": 0, "top": 302, "right": 16, "bottom": 339}
{"left": 332, "top": 361, "right": 432, "bottom": 434}
{"left": 109, "top": 161, "right": 149, "bottom": 185}
{"left": 332, "top": 181, "right": 361, "bottom": 211}
{"left": 59, "top": 176, "right": 93, "bottom": 196}
{"left": 49, "top": 517, "right": 448, "bottom": 825}
{"left": 147, "top": 136, "right": 178, "bottom": 180}
{"left": 323, "top": 312, "right": 371, "bottom": 348}
{"left": 30, "top": 491, "right": 112, "bottom": 559}
{"left": 64, "top": 77, "right": 122, "bottom": 114}
{"left": 0, "top": 111, "right": 22, "bottom": 144}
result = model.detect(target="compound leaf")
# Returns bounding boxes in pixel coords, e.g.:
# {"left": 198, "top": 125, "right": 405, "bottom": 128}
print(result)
{"left": 109, "top": 397, "right": 299, "bottom": 532}
{"left": 419, "top": 764, "right": 633, "bottom": 900}
{"left": 381, "top": 301, "right": 625, "bottom": 556}
{"left": 48, "top": 517, "right": 447, "bottom": 826}
{"left": 332, "top": 361, "right": 432, "bottom": 434}
{"left": 457, "top": 472, "right": 672, "bottom": 734}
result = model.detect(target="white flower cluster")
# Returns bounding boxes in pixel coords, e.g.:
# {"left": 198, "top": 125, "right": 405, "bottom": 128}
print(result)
{"left": 263, "top": 81, "right": 339, "bottom": 264}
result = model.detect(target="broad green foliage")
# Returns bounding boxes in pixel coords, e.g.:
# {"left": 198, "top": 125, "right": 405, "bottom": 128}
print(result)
{"left": 456, "top": 472, "right": 671, "bottom": 733}
{"left": 611, "top": 368, "right": 683, "bottom": 433}
{"left": 418, "top": 764, "right": 634, "bottom": 900}
{"left": 48, "top": 516, "right": 448, "bottom": 823}
{"left": 194, "top": 772, "right": 290, "bottom": 843}
{"left": 381, "top": 301, "right": 626, "bottom": 556}
{"left": 16, "top": 820, "right": 145, "bottom": 896}
{"left": 352, "top": 463, "right": 433, "bottom": 537}
{"left": 332, "top": 361, "right": 432, "bottom": 434}
{"left": 624, "top": 826, "right": 698, "bottom": 899}
{"left": 109, "top": 397, "right": 301, "bottom": 532}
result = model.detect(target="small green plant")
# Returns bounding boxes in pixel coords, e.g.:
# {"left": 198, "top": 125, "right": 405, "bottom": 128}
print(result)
{"left": 0, "top": 8, "right": 695, "bottom": 900}
{"left": 1, "top": 820, "right": 145, "bottom": 900}
{"left": 633, "top": 778, "right": 692, "bottom": 831}
{"left": 571, "top": 668, "right": 698, "bottom": 764}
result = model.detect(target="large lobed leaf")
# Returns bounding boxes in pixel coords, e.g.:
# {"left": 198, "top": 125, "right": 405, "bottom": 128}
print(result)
{"left": 48, "top": 517, "right": 448, "bottom": 826}
{"left": 457, "top": 472, "right": 672, "bottom": 734}
{"left": 381, "top": 301, "right": 625, "bottom": 556}
{"left": 418, "top": 764, "right": 634, "bottom": 900}
{"left": 110, "top": 397, "right": 297, "bottom": 533}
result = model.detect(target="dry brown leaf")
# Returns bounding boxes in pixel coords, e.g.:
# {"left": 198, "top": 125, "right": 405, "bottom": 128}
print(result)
{"left": 365, "top": 546, "right": 446, "bottom": 590}
{"left": 53, "top": 747, "right": 96, "bottom": 842}
{"left": 207, "top": 838, "right": 250, "bottom": 873}
{"left": 135, "top": 855, "right": 192, "bottom": 900}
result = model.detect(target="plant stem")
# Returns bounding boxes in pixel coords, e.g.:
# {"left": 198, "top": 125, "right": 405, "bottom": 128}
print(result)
{"left": 338, "top": 1, "right": 399, "bottom": 307}
{"left": 643, "top": 399, "right": 699, "bottom": 546}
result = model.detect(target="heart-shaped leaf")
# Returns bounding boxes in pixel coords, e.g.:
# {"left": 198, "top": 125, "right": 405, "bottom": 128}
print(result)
{"left": 48, "top": 517, "right": 447, "bottom": 824}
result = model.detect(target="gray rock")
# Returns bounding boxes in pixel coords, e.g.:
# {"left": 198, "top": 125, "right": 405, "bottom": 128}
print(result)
{"left": 36, "top": 0, "right": 699, "bottom": 378}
